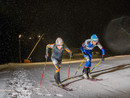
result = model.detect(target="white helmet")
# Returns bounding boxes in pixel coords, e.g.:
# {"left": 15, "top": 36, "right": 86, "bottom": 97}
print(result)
{"left": 55, "top": 37, "right": 64, "bottom": 46}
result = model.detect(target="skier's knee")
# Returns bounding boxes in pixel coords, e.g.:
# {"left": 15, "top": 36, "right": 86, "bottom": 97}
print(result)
{"left": 53, "top": 59, "right": 58, "bottom": 65}
{"left": 85, "top": 56, "right": 90, "bottom": 61}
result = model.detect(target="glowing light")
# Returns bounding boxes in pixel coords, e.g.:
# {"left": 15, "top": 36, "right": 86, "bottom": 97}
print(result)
{"left": 29, "top": 37, "right": 32, "bottom": 39}
{"left": 38, "top": 35, "right": 41, "bottom": 38}
{"left": 19, "top": 34, "right": 22, "bottom": 38}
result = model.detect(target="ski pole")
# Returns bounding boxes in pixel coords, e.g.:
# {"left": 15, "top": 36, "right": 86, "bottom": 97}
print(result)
{"left": 68, "top": 56, "right": 71, "bottom": 78}
{"left": 71, "top": 58, "right": 85, "bottom": 79}
{"left": 90, "top": 60, "right": 102, "bottom": 73}
{"left": 61, "top": 58, "right": 85, "bottom": 82}
{"left": 40, "top": 58, "right": 47, "bottom": 85}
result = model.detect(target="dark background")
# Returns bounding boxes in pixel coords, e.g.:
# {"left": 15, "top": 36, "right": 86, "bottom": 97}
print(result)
{"left": 0, "top": 0, "right": 130, "bottom": 64}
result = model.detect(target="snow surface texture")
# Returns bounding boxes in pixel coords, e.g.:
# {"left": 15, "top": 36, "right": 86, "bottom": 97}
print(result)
{"left": 6, "top": 68, "right": 59, "bottom": 98}
{"left": 0, "top": 55, "right": 130, "bottom": 98}
{"left": 7, "top": 69, "right": 35, "bottom": 98}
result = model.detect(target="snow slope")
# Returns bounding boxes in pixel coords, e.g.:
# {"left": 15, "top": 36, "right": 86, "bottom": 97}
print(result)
{"left": 0, "top": 55, "right": 130, "bottom": 98}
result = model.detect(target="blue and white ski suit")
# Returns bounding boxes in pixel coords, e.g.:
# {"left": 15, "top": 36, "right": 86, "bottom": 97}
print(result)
{"left": 80, "top": 39, "right": 105, "bottom": 68}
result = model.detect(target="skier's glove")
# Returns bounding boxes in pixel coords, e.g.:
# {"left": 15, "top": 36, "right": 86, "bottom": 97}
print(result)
{"left": 101, "top": 55, "right": 105, "bottom": 61}
{"left": 70, "top": 53, "right": 73, "bottom": 58}
{"left": 45, "top": 53, "right": 48, "bottom": 59}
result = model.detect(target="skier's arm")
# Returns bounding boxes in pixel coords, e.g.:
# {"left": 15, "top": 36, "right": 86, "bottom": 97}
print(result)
{"left": 81, "top": 41, "right": 86, "bottom": 54}
{"left": 46, "top": 44, "right": 54, "bottom": 55}
{"left": 80, "top": 45, "right": 85, "bottom": 54}
{"left": 64, "top": 45, "right": 72, "bottom": 57}
{"left": 101, "top": 48, "right": 105, "bottom": 55}
{"left": 65, "top": 47, "right": 72, "bottom": 54}
{"left": 97, "top": 42, "right": 105, "bottom": 55}
{"left": 97, "top": 42, "right": 105, "bottom": 61}
{"left": 81, "top": 39, "right": 90, "bottom": 54}
{"left": 82, "top": 39, "right": 90, "bottom": 48}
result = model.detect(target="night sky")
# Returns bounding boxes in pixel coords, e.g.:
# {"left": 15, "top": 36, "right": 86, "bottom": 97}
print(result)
{"left": 0, "top": 0, "right": 130, "bottom": 63}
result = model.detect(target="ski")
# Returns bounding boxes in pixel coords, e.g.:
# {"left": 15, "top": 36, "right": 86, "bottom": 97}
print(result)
{"left": 52, "top": 84, "right": 73, "bottom": 91}
{"left": 61, "top": 74, "right": 83, "bottom": 83}
{"left": 82, "top": 77, "right": 103, "bottom": 81}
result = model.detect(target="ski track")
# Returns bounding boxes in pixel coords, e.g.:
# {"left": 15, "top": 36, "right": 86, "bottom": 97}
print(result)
{"left": 51, "top": 84, "right": 76, "bottom": 97}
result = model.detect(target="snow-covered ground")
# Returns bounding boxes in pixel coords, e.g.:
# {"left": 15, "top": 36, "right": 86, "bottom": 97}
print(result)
{"left": 0, "top": 55, "right": 130, "bottom": 98}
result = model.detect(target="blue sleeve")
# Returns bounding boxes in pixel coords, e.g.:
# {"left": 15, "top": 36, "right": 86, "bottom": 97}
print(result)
{"left": 80, "top": 45, "right": 84, "bottom": 53}
{"left": 101, "top": 48, "right": 105, "bottom": 55}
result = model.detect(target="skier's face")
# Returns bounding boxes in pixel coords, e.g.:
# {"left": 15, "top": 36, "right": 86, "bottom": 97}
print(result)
{"left": 92, "top": 41, "right": 98, "bottom": 45}
{"left": 57, "top": 45, "right": 63, "bottom": 50}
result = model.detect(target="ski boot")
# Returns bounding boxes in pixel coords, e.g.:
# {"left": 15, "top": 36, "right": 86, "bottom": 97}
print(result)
{"left": 82, "top": 67, "right": 92, "bottom": 79}
{"left": 83, "top": 73, "right": 92, "bottom": 79}
{"left": 54, "top": 72, "right": 62, "bottom": 87}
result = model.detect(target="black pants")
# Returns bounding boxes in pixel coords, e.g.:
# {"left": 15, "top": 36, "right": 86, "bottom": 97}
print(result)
{"left": 83, "top": 67, "right": 90, "bottom": 77}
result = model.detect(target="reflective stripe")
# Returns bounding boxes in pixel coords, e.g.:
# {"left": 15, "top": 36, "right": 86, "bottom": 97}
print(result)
{"left": 54, "top": 65, "right": 59, "bottom": 70}
{"left": 56, "top": 69, "right": 60, "bottom": 73}
{"left": 46, "top": 44, "right": 54, "bottom": 49}
{"left": 65, "top": 48, "right": 71, "bottom": 53}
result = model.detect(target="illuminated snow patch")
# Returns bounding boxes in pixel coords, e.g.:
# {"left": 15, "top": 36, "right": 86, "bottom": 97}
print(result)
{"left": 56, "top": 94, "right": 63, "bottom": 97}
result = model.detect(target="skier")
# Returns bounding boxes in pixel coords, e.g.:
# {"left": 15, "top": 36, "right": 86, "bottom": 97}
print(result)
{"left": 80, "top": 34, "right": 105, "bottom": 79}
{"left": 45, "top": 37, "right": 73, "bottom": 86}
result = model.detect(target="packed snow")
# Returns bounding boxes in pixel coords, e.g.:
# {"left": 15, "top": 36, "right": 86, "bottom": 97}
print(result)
{"left": 0, "top": 55, "right": 130, "bottom": 98}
